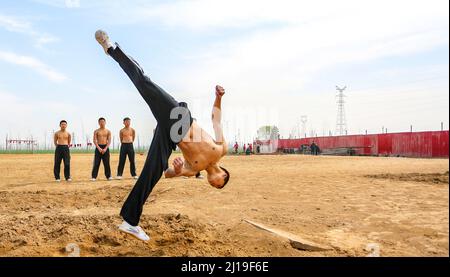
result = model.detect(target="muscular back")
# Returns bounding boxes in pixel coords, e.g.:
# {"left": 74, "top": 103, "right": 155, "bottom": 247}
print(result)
{"left": 178, "top": 121, "right": 227, "bottom": 172}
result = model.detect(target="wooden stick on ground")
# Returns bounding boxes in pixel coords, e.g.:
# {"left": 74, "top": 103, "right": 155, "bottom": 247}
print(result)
{"left": 244, "top": 219, "right": 332, "bottom": 251}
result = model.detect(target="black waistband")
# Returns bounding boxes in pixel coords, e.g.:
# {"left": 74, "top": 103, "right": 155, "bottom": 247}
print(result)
{"left": 56, "top": 145, "right": 69, "bottom": 148}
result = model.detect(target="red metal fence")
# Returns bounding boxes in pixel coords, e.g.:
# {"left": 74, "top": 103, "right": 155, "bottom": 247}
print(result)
{"left": 274, "top": 131, "right": 449, "bottom": 158}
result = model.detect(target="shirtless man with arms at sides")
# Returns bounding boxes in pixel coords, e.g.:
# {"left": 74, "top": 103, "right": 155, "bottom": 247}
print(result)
{"left": 54, "top": 120, "right": 72, "bottom": 182}
{"left": 91, "top": 117, "right": 113, "bottom": 181}
{"left": 117, "top": 117, "right": 138, "bottom": 180}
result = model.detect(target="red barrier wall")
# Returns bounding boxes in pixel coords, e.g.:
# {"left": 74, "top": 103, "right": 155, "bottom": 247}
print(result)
{"left": 275, "top": 131, "right": 449, "bottom": 158}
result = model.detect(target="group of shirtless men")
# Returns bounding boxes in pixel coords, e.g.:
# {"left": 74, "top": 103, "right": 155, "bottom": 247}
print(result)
{"left": 53, "top": 117, "right": 139, "bottom": 182}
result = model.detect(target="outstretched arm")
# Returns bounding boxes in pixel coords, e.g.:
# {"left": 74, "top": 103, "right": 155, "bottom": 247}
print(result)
{"left": 164, "top": 157, "right": 197, "bottom": 178}
{"left": 212, "top": 85, "right": 225, "bottom": 144}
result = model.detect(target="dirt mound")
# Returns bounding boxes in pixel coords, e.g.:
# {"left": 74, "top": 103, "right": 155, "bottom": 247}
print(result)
{"left": 365, "top": 172, "right": 449, "bottom": 184}
{"left": 0, "top": 213, "right": 235, "bottom": 257}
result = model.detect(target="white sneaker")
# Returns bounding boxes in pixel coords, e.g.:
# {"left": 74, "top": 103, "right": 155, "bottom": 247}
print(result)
{"left": 118, "top": 221, "right": 150, "bottom": 241}
{"left": 66, "top": 178, "right": 72, "bottom": 182}
{"left": 55, "top": 179, "right": 61, "bottom": 182}
{"left": 133, "top": 176, "right": 139, "bottom": 180}
{"left": 196, "top": 175, "right": 204, "bottom": 179}
{"left": 91, "top": 178, "right": 96, "bottom": 182}
{"left": 95, "top": 29, "right": 114, "bottom": 55}
{"left": 116, "top": 176, "right": 123, "bottom": 180}
{"left": 107, "top": 177, "right": 114, "bottom": 181}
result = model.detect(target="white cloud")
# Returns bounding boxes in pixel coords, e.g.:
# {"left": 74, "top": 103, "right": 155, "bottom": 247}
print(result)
{"left": 149, "top": 0, "right": 448, "bottom": 138}
{"left": 13, "top": 0, "right": 450, "bottom": 139}
{"left": 0, "top": 50, "right": 68, "bottom": 82}
{"left": 90, "top": 0, "right": 448, "bottom": 32}
{"left": 166, "top": 13, "right": 447, "bottom": 100}
{"left": 33, "top": 0, "right": 81, "bottom": 8}
{"left": 0, "top": 14, "right": 59, "bottom": 48}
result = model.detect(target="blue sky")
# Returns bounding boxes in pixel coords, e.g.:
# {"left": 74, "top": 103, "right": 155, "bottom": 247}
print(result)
{"left": 0, "top": 0, "right": 448, "bottom": 148}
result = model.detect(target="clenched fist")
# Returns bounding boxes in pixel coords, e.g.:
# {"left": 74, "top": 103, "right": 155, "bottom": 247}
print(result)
{"left": 172, "top": 157, "right": 184, "bottom": 175}
{"left": 215, "top": 85, "right": 225, "bottom": 98}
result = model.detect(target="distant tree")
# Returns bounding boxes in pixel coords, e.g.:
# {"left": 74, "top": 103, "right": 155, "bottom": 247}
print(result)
{"left": 257, "top": 126, "right": 280, "bottom": 140}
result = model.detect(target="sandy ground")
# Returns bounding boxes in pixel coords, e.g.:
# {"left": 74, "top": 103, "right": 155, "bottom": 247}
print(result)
{"left": 0, "top": 153, "right": 448, "bottom": 257}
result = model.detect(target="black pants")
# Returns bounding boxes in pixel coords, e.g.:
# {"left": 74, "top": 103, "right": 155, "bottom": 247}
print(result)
{"left": 54, "top": 145, "right": 70, "bottom": 180}
{"left": 92, "top": 144, "right": 111, "bottom": 179}
{"left": 108, "top": 44, "right": 193, "bottom": 226}
{"left": 117, "top": 143, "right": 137, "bottom": 177}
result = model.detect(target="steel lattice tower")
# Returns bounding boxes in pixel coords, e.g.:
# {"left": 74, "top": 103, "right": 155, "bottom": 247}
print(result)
{"left": 300, "top": 115, "right": 308, "bottom": 138}
{"left": 335, "top": 86, "right": 347, "bottom": 136}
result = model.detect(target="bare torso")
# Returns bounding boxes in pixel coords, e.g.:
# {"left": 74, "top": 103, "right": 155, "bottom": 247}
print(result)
{"left": 55, "top": 131, "right": 70, "bottom": 145}
{"left": 120, "top": 127, "right": 135, "bottom": 143}
{"left": 177, "top": 121, "right": 226, "bottom": 172}
{"left": 95, "top": 128, "right": 110, "bottom": 145}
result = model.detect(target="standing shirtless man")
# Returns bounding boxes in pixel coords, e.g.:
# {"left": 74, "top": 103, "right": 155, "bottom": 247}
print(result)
{"left": 96, "top": 30, "right": 230, "bottom": 241}
{"left": 117, "top": 117, "right": 138, "bottom": 180}
{"left": 54, "top": 120, "right": 72, "bottom": 182}
{"left": 91, "top": 117, "right": 113, "bottom": 181}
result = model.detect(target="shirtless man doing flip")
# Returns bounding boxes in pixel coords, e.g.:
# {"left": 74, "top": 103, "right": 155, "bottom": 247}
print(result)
{"left": 95, "top": 30, "right": 230, "bottom": 241}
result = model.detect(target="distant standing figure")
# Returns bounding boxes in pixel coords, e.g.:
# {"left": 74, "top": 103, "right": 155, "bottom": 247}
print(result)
{"left": 233, "top": 142, "right": 239, "bottom": 154}
{"left": 54, "top": 120, "right": 72, "bottom": 182}
{"left": 311, "top": 141, "right": 320, "bottom": 155}
{"left": 117, "top": 117, "right": 138, "bottom": 180}
{"left": 92, "top": 117, "right": 113, "bottom": 181}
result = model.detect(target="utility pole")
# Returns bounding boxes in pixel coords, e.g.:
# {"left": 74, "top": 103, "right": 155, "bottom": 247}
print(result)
{"left": 335, "top": 86, "right": 347, "bottom": 136}
{"left": 300, "top": 115, "right": 308, "bottom": 138}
